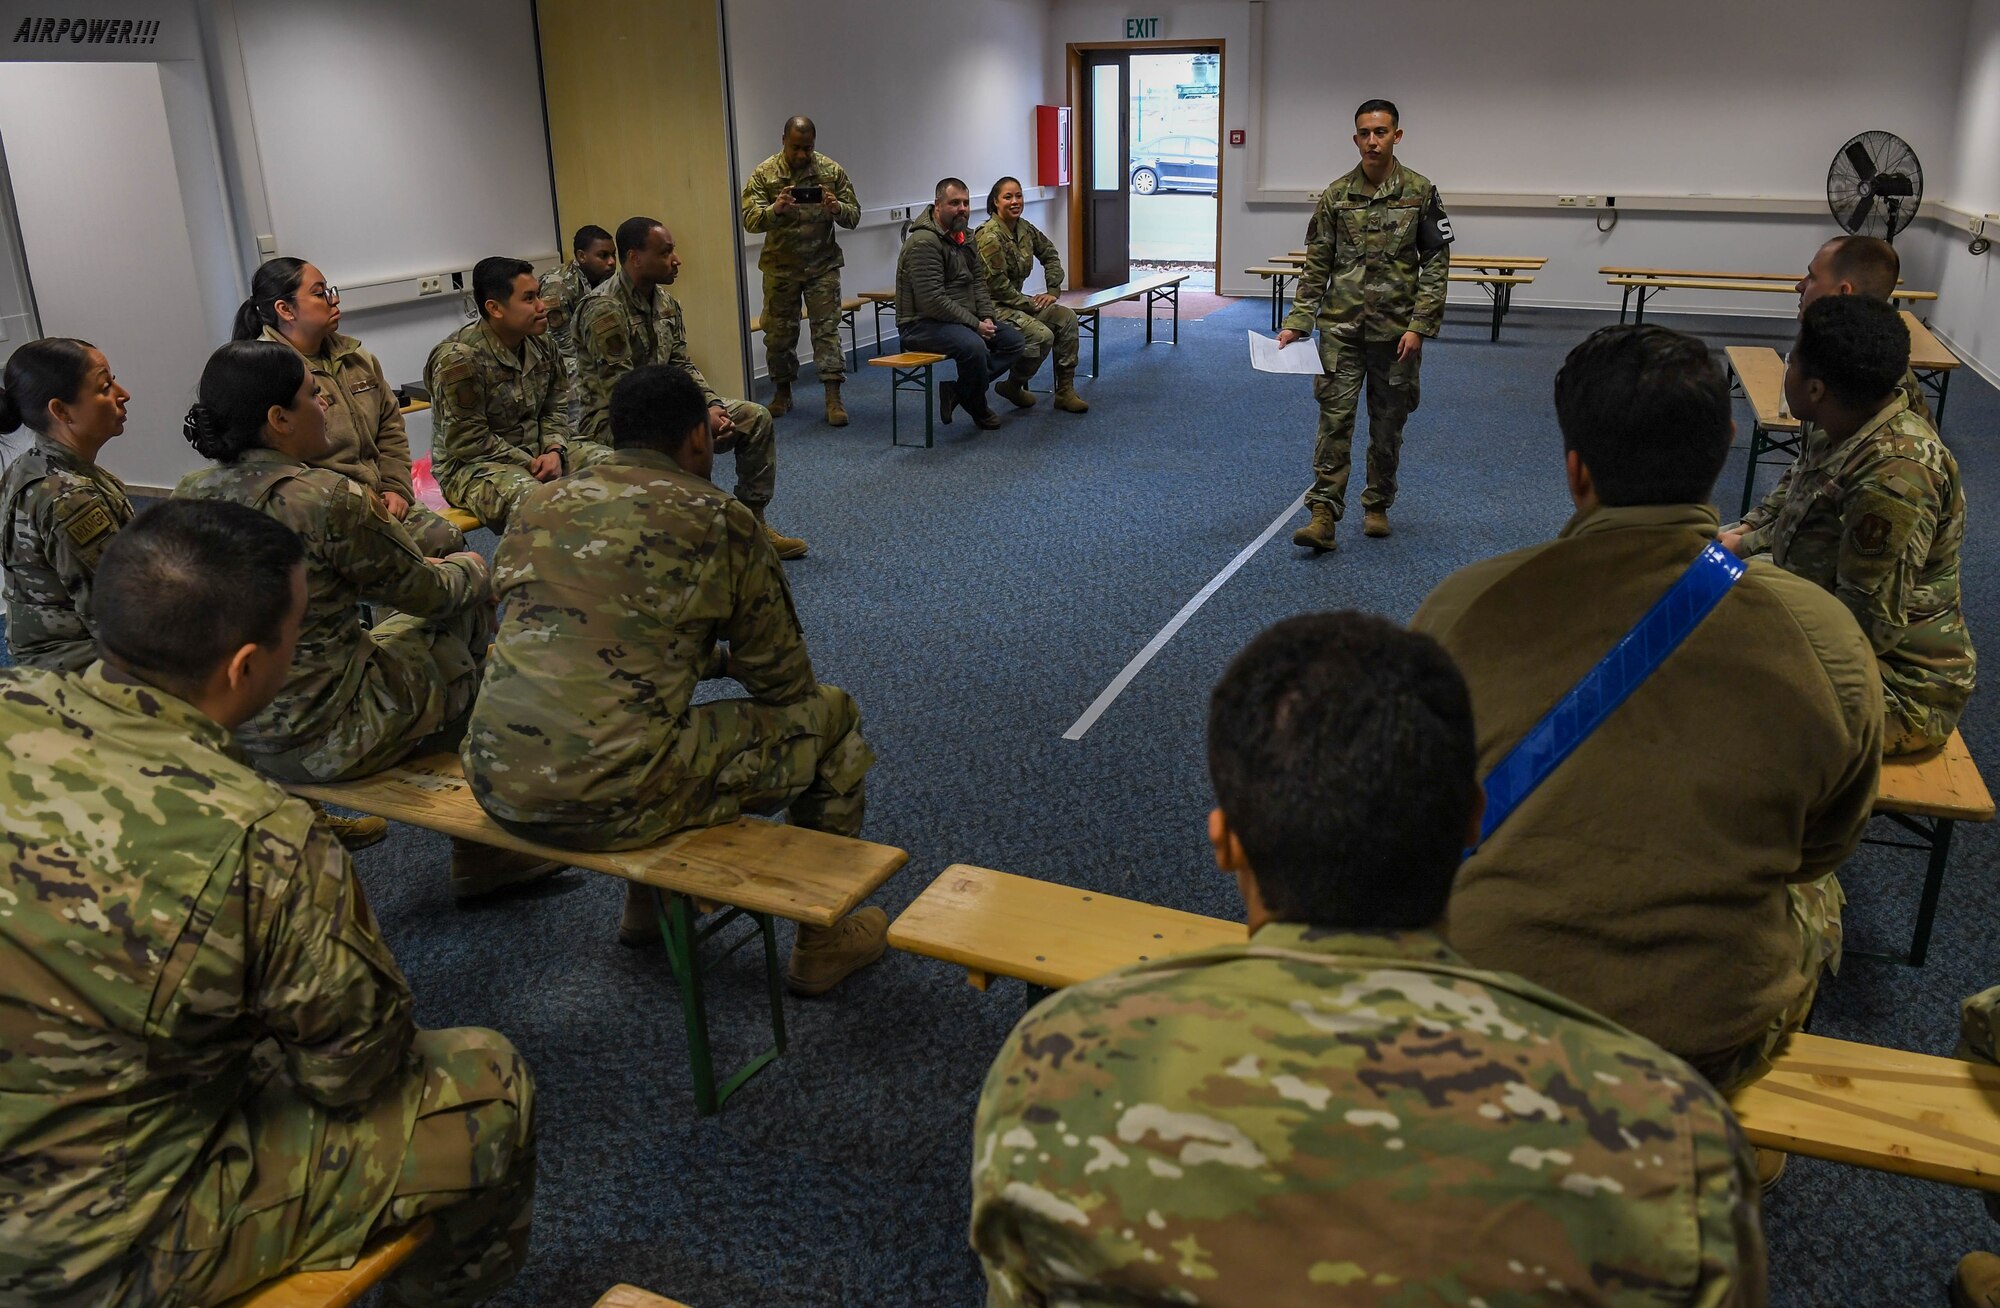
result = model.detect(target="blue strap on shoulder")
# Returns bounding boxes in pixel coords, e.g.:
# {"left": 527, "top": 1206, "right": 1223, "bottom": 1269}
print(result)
{"left": 1471, "top": 542, "right": 1746, "bottom": 851}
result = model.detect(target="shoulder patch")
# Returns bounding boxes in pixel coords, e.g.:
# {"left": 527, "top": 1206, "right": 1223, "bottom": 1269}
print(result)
{"left": 436, "top": 353, "right": 481, "bottom": 412}
{"left": 1850, "top": 513, "right": 1893, "bottom": 556}
{"left": 62, "top": 501, "right": 115, "bottom": 549}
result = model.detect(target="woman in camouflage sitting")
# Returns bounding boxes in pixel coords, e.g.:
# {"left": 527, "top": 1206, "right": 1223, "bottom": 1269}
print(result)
{"left": 0, "top": 337, "right": 133, "bottom": 671}
{"left": 973, "top": 176, "right": 1089, "bottom": 415}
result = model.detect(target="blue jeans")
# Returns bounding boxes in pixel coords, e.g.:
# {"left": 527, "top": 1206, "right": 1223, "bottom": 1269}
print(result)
{"left": 899, "top": 318, "right": 1025, "bottom": 419}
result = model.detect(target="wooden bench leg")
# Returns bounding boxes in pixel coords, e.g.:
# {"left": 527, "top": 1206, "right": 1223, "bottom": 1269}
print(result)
{"left": 653, "top": 888, "right": 786, "bottom": 1114}
{"left": 1080, "top": 310, "right": 1099, "bottom": 378}
{"left": 1921, "top": 368, "right": 1951, "bottom": 433}
{"left": 1618, "top": 283, "right": 1632, "bottom": 324}
{"left": 1851, "top": 813, "right": 1955, "bottom": 967}
{"left": 890, "top": 363, "right": 935, "bottom": 449}
{"left": 842, "top": 308, "right": 859, "bottom": 373}
{"left": 871, "top": 301, "right": 892, "bottom": 357}
{"left": 1489, "top": 285, "right": 1503, "bottom": 342}
{"left": 1739, "top": 427, "right": 1769, "bottom": 518}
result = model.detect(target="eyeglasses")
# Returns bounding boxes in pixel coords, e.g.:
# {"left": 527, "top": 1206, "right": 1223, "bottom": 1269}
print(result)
{"left": 290, "top": 284, "right": 340, "bottom": 306}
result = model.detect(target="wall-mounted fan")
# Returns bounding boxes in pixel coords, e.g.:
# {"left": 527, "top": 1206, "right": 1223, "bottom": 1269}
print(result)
{"left": 1828, "top": 131, "right": 1922, "bottom": 244}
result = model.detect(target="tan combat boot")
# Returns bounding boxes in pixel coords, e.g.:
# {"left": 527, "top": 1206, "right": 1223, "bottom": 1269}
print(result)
{"left": 1362, "top": 508, "right": 1391, "bottom": 538}
{"left": 1753, "top": 1147, "right": 1786, "bottom": 1193}
{"left": 308, "top": 799, "right": 388, "bottom": 852}
{"left": 993, "top": 379, "right": 1036, "bottom": 409}
{"left": 768, "top": 382, "right": 792, "bottom": 417}
{"left": 1292, "top": 504, "right": 1338, "bottom": 552}
{"left": 752, "top": 505, "right": 807, "bottom": 560}
{"left": 449, "top": 838, "right": 565, "bottom": 902}
{"left": 1053, "top": 366, "right": 1089, "bottom": 413}
{"left": 824, "top": 382, "right": 848, "bottom": 427}
{"left": 1953, "top": 1252, "right": 2000, "bottom": 1308}
{"left": 619, "top": 883, "right": 657, "bottom": 946}
{"left": 786, "top": 906, "right": 889, "bottom": 996}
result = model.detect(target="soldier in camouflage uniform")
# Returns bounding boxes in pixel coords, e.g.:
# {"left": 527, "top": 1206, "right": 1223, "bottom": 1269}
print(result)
{"left": 574, "top": 216, "right": 807, "bottom": 560}
{"left": 739, "top": 116, "right": 860, "bottom": 426}
{"left": 463, "top": 364, "right": 887, "bottom": 994}
{"left": 234, "top": 257, "right": 465, "bottom": 557}
{"left": 1727, "top": 294, "right": 1975, "bottom": 754}
{"left": 424, "top": 257, "right": 613, "bottom": 534}
{"left": 0, "top": 500, "right": 534, "bottom": 1308}
{"left": 538, "top": 223, "right": 615, "bottom": 395}
{"left": 973, "top": 612, "right": 1766, "bottom": 1306}
{"left": 174, "top": 339, "right": 495, "bottom": 788}
{"left": 974, "top": 176, "right": 1089, "bottom": 414}
{"left": 1278, "top": 99, "right": 1452, "bottom": 551}
{"left": 0, "top": 338, "right": 133, "bottom": 671}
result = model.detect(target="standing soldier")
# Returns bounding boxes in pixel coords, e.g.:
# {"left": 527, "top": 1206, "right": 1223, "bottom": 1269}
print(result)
{"left": 574, "top": 216, "right": 805, "bottom": 560}
{"left": 539, "top": 223, "right": 615, "bottom": 392}
{"left": 740, "top": 116, "right": 859, "bottom": 426}
{"left": 1278, "top": 98, "right": 1452, "bottom": 551}
{"left": 425, "top": 257, "right": 610, "bottom": 534}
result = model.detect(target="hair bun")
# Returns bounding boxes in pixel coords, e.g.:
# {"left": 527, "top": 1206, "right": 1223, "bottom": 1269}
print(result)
{"left": 0, "top": 383, "right": 20, "bottom": 436}
{"left": 182, "top": 401, "right": 225, "bottom": 457}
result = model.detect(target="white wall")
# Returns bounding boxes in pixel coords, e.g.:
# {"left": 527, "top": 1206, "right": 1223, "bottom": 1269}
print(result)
{"left": 1050, "top": 0, "right": 1991, "bottom": 355}
{"left": 1929, "top": 0, "right": 2000, "bottom": 383}
{"left": 0, "top": 62, "right": 220, "bottom": 491}
{"left": 726, "top": 0, "right": 1062, "bottom": 366}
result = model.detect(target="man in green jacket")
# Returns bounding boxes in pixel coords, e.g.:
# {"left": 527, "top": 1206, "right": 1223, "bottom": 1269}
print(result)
{"left": 1278, "top": 99, "right": 1452, "bottom": 551}
{"left": 895, "top": 178, "right": 1025, "bottom": 431}
{"left": 1413, "top": 325, "right": 1880, "bottom": 1129}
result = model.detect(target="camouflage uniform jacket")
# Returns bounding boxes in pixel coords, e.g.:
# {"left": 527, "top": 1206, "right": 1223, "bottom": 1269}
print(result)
{"left": 1736, "top": 367, "right": 1930, "bottom": 543}
{"left": 423, "top": 318, "right": 569, "bottom": 481}
{"left": 973, "top": 215, "right": 1066, "bottom": 313}
{"left": 0, "top": 664, "right": 418, "bottom": 1305}
{"left": 464, "top": 448, "right": 811, "bottom": 826}
{"left": 973, "top": 923, "right": 1767, "bottom": 1307}
{"left": 539, "top": 259, "right": 594, "bottom": 375}
{"left": 259, "top": 324, "right": 417, "bottom": 502}
{"left": 572, "top": 268, "right": 722, "bottom": 446}
{"left": 1744, "top": 391, "right": 1975, "bottom": 725}
{"left": 174, "top": 449, "right": 489, "bottom": 754}
{"left": 740, "top": 150, "right": 860, "bottom": 276}
{"left": 895, "top": 205, "right": 997, "bottom": 330}
{"left": 1282, "top": 162, "right": 1451, "bottom": 342}
{"left": 0, "top": 435, "right": 132, "bottom": 671}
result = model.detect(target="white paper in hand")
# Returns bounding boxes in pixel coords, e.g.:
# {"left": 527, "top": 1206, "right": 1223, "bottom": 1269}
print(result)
{"left": 1248, "top": 330, "right": 1322, "bottom": 376}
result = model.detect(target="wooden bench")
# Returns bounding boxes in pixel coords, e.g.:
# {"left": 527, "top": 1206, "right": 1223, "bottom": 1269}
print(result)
{"left": 290, "top": 754, "right": 908, "bottom": 1114}
{"left": 1727, "top": 312, "right": 1965, "bottom": 515}
{"left": 750, "top": 295, "right": 866, "bottom": 372}
{"left": 889, "top": 865, "right": 2000, "bottom": 1189}
{"left": 222, "top": 1220, "right": 433, "bottom": 1308}
{"left": 1254, "top": 258, "right": 1540, "bottom": 340}
{"left": 594, "top": 1286, "right": 695, "bottom": 1308}
{"left": 859, "top": 289, "right": 897, "bottom": 357}
{"left": 1060, "top": 272, "right": 1191, "bottom": 376}
{"left": 1865, "top": 729, "right": 1996, "bottom": 965}
{"left": 867, "top": 351, "right": 948, "bottom": 449}
{"left": 1608, "top": 273, "right": 1937, "bottom": 323}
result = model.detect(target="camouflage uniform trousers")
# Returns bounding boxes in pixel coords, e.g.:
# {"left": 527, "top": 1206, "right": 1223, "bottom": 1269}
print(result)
{"left": 760, "top": 266, "right": 847, "bottom": 387}
{"left": 1883, "top": 670, "right": 1963, "bottom": 756}
{"left": 439, "top": 445, "right": 616, "bottom": 536}
{"left": 1309, "top": 334, "right": 1421, "bottom": 519}
{"left": 992, "top": 302, "right": 1080, "bottom": 378}
{"left": 130, "top": 1027, "right": 536, "bottom": 1308}
{"left": 252, "top": 603, "right": 495, "bottom": 784}
{"left": 494, "top": 684, "right": 872, "bottom": 851}
{"left": 1688, "top": 873, "right": 1844, "bottom": 1095}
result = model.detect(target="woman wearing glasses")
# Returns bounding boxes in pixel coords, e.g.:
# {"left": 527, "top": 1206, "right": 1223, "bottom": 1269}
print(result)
{"left": 232, "top": 257, "right": 464, "bottom": 554}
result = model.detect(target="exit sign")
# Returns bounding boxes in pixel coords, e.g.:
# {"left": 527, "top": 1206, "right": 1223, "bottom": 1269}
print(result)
{"left": 1125, "top": 16, "right": 1161, "bottom": 37}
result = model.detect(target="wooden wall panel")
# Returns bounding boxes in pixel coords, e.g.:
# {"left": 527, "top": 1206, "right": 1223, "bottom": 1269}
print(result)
{"left": 537, "top": 0, "right": 746, "bottom": 395}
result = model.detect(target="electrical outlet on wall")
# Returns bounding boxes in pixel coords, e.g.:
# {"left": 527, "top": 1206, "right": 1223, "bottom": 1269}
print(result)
{"left": 418, "top": 276, "right": 443, "bottom": 295}
{"left": 1557, "top": 195, "right": 1579, "bottom": 207}
{"left": 889, "top": 206, "right": 907, "bottom": 222}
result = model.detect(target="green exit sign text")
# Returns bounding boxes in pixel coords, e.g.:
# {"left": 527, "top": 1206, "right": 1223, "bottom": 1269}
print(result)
{"left": 1125, "top": 16, "right": 1161, "bottom": 37}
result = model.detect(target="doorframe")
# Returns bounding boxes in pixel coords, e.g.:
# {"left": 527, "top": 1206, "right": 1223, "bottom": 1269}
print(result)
{"left": 1065, "top": 38, "right": 1225, "bottom": 290}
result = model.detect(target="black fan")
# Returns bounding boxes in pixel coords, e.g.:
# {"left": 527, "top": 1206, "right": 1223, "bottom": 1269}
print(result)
{"left": 1828, "top": 131, "right": 1922, "bottom": 244}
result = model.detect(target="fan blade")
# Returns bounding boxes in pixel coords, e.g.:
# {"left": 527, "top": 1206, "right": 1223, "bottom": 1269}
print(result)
{"left": 1847, "top": 193, "right": 1876, "bottom": 232}
{"left": 1844, "top": 140, "right": 1877, "bottom": 181}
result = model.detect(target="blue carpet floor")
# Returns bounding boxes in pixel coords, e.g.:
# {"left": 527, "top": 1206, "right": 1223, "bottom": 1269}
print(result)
{"left": 5, "top": 292, "right": 1997, "bottom": 1306}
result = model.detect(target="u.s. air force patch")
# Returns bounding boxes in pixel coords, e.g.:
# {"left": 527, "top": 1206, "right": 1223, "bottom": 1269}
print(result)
{"left": 1851, "top": 513, "right": 1893, "bottom": 555}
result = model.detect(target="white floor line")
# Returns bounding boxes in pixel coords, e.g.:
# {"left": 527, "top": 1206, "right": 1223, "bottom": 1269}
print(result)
{"left": 1062, "top": 492, "right": 1309, "bottom": 742}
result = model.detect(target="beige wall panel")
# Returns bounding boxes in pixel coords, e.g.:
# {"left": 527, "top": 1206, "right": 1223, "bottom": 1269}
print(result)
{"left": 538, "top": 0, "right": 746, "bottom": 395}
